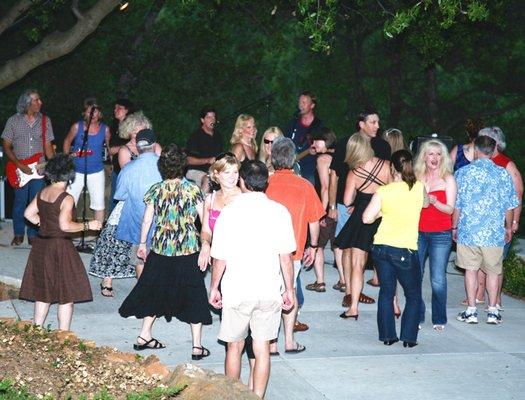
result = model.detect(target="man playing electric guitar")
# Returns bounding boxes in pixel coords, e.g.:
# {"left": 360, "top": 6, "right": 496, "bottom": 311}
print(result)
{"left": 2, "top": 89, "right": 55, "bottom": 246}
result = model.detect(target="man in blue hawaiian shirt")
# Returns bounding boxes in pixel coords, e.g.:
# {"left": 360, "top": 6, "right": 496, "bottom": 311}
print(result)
{"left": 453, "top": 135, "right": 518, "bottom": 325}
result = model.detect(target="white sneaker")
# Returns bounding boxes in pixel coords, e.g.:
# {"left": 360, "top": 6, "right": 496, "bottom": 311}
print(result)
{"left": 486, "top": 312, "right": 502, "bottom": 324}
{"left": 457, "top": 310, "right": 478, "bottom": 324}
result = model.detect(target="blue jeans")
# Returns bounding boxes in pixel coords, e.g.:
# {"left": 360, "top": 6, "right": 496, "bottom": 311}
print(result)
{"left": 13, "top": 178, "right": 45, "bottom": 237}
{"left": 372, "top": 245, "right": 421, "bottom": 343}
{"left": 418, "top": 230, "right": 452, "bottom": 325}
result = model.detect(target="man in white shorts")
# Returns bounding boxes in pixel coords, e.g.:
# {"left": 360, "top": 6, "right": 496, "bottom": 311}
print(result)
{"left": 209, "top": 160, "right": 296, "bottom": 399}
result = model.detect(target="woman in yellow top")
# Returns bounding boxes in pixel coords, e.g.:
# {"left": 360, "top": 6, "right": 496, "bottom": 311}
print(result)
{"left": 363, "top": 149, "right": 428, "bottom": 348}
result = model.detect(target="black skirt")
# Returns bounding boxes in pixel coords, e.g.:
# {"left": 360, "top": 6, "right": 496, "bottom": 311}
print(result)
{"left": 118, "top": 251, "right": 212, "bottom": 325}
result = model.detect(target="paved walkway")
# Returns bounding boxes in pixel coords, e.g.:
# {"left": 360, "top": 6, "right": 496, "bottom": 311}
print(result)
{"left": 1, "top": 221, "right": 524, "bottom": 400}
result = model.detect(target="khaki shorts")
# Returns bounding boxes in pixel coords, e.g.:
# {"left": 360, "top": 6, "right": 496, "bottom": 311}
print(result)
{"left": 129, "top": 244, "right": 149, "bottom": 266}
{"left": 456, "top": 244, "right": 503, "bottom": 275}
{"left": 218, "top": 300, "right": 282, "bottom": 343}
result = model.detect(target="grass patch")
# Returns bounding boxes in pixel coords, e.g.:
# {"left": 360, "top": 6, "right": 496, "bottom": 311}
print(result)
{"left": 503, "top": 250, "right": 525, "bottom": 298}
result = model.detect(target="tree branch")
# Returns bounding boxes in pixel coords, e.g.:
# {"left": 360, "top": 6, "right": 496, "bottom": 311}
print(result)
{"left": 0, "top": 0, "right": 33, "bottom": 37}
{"left": 0, "top": 0, "right": 120, "bottom": 90}
{"left": 71, "top": 0, "right": 84, "bottom": 20}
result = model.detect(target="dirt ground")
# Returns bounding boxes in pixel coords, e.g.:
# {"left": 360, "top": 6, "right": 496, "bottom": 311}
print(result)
{"left": 0, "top": 318, "right": 170, "bottom": 399}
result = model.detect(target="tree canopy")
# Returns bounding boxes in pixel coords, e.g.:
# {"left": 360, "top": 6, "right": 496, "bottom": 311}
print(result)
{"left": 0, "top": 0, "right": 523, "bottom": 174}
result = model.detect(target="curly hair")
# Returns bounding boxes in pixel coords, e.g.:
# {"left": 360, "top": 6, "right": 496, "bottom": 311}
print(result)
{"left": 157, "top": 144, "right": 187, "bottom": 180}
{"left": 119, "top": 111, "right": 152, "bottom": 140}
{"left": 45, "top": 153, "right": 76, "bottom": 183}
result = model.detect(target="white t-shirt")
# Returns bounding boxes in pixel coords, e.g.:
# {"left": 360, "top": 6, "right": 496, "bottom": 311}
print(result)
{"left": 211, "top": 192, "right": 296, "bottom": 306}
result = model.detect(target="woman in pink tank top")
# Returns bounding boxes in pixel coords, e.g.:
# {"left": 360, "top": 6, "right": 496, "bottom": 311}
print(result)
{"left": 415, "top": 139, "right": 457, "bottom": 331}
{"left": 198, "top": 153, "right": 241, "bottom": 268}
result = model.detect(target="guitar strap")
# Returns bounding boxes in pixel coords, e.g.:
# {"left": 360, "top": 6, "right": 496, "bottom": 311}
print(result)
{"left": 41, "top": 114, "right": 47, "bottom": 154}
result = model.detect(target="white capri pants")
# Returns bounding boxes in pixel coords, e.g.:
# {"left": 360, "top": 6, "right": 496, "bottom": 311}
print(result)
{"left": 67, "top": 170, "right": 106, "bottom": 211}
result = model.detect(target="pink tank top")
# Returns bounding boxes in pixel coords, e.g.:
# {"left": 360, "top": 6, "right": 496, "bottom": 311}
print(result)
{"left": 208, "top": 191, "right": 221, "bottom": 232}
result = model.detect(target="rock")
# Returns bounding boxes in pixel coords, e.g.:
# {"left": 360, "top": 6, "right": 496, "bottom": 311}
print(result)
{"left": 16, "top": 320, "right": 33, "bottom": 329}
{"left": 49, "top": 330, "right": 77, "bottom": 342}
{"left": 143, "top": 355, "right": 170, "bottom": 379}
{"left": 105, "top": 351, "right": 136, "bottom": 364}
{"left": 164, "top": 364, "right": 259, "bottom": 400}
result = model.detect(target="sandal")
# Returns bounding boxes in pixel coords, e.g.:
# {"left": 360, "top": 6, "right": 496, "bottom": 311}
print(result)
{"left": 460, "top": 298, "right": 484, "bottom": 306}
{"left": 433, "top": 325, "right": 445, "bottom": 331}
{"left": 332, "top": 281, "right": 346, "bottom": 292}
{"left": 359, "top": 293, "right": 375, "bottom": 304}
{"left": 191, "top": 346, "right": 210, "bottom": 360}
{"left": 284, "top": 343, "right": 306, "bottom": 354}
{"left": 133, "top": 336, "right": 165, "bottom": 351}
{"left": 100, "top": 283, "right": 114, "bottom": 297}
{"left": 305, "top": 282, "right": 326, "bottom": 292}
{"left": 366, "top": 278, "right": 380, "bottom": 287}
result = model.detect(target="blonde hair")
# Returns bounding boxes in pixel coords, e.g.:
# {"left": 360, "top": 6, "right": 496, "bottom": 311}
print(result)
{"left": 414, "top": 139, "right": 452, "bottom": 180}
{"left": 383, "top": 128, "right": 407, "bottom": 153}
{"left": 209, "top": 153, "right": 240, "bottom": 184}
{"left": 345, "top": 132, "right": 374, "bottom": 170}
{"left": 230, "top": 114, "right": 258, "bottom": 152}
{"left": 119, "top": 111, "right": 152, "bottom": 139}
{"left": 258, "top": 126, "right": 283, "bottom": 162}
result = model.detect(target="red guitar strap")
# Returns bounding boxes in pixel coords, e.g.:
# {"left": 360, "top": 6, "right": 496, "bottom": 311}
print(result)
{"left": 41, "top": 114, "right": 47, "bottom": 154}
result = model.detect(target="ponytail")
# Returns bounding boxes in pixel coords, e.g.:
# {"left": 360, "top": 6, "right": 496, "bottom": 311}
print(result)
{"left": 391, "top": 149, "right": 416, "bottom": 190}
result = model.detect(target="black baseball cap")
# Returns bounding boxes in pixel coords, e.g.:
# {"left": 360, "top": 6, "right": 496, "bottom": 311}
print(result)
{"left": 136, "top": 129, "right": 156, "bottom": 145}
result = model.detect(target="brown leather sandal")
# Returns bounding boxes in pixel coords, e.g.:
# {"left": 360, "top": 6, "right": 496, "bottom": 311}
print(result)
{"left": 305, "top": 282, "right": 326, "bottom": 292}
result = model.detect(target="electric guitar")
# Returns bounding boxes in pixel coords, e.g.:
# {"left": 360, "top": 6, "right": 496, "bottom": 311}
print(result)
{"left": 6, "top": 150, "right": 93, "bottom": 189}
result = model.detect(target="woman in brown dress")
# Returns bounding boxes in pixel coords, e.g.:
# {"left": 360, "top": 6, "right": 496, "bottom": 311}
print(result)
{"left": 19, "top": 154, "right": 102, "bottom": 331}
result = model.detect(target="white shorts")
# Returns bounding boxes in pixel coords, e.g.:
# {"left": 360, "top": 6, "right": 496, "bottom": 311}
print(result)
{"left": 67, "top": 170, "right": 105, "bottom": 211}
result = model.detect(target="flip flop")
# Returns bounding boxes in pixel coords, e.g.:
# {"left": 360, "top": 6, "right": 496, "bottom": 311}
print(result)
{"left": 133, "top": 336, "right": 165, "bottom": 351}
{"left": 366, "top": 278, "right": 380, "bottom": 287}
{"left": 270, "top": 351, "right": 280, "bottom": 356}
{"left": 285, "top": 343, "right": 306, "bottom": 354}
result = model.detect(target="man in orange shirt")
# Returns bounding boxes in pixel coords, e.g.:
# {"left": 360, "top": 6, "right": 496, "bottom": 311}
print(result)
{"left": 266, "top": 137, "right": 325, "bottom": 353}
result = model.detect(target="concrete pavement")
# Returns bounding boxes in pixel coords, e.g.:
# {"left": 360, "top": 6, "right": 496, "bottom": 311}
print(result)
{"left": 1, "top": 220, "right": 524, "bottom": 400}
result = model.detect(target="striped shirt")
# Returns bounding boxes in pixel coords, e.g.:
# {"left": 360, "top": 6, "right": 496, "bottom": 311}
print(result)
{"left": 1, "top": 113, "right": 54, "bottom": 160}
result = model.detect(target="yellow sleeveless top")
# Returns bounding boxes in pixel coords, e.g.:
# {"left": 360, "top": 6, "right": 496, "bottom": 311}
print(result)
{"left": 373, "top": 181, "right": 424, "bottom": 250}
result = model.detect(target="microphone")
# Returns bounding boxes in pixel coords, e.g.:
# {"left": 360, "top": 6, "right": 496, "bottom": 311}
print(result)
{"left": 89, "top": 103, "right": 98, "bottom": 116}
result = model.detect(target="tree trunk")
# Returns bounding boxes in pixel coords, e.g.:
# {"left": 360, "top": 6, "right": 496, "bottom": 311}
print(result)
{"left": 426, "top": 64, "right": 439, "bottom": 132}
{"left": 117, "top": 0, "right": 165, "bottom": 96}
{"left": 0, "top": 0, "right": 32, "bottom": 37}
{"left": 0, "top": 0, "right": 120, "bottom": 91}
{"left": 387, "top": 40, "right": 402, "bottom": 127}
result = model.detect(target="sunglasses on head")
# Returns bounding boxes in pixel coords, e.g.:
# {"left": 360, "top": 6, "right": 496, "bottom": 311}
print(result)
{"left": 263, "top": 138, "right": 273, "bottom": 144}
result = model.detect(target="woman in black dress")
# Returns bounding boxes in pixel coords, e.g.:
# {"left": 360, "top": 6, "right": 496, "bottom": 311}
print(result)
{"left": 20, "top": 154, "right": 102, "bottom": 331}
{"left": 335, "top": 133, "right": 391, "bottom": 319}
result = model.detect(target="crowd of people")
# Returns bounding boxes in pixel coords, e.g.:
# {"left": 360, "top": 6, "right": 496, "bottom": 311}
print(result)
{"left": 2, "top": 88, "right": 522, "bottom": 399}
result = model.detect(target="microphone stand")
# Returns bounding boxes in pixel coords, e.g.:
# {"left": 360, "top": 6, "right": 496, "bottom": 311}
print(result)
{"left": 76, "top": 107, "right": 96, "bottom": 253}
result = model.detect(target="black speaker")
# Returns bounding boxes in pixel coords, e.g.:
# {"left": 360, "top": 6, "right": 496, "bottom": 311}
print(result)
{"left": 411, "top": 134, "right": 454, "bottom": 155}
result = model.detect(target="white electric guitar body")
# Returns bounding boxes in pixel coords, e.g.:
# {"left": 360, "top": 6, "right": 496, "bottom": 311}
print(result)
{"left": 16, "top": 162, "right": 46, "bottom": 188}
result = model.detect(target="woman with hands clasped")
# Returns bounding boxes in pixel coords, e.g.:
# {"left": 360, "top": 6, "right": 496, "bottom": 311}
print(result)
{"left": 414, "top": 140, "right": 456, "bottom": 331}
{"left": 119, "top": 145, "right": 212, "bottom": 358}
{"left": 19, "top": 154, "right": 102, "bottom": 331}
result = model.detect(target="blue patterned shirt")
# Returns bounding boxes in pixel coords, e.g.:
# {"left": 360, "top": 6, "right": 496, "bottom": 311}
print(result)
{"left": 455, "top": 158, "right": 518, "bottom": 247}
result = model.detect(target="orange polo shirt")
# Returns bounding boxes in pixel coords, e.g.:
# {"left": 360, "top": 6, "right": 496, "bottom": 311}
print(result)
{"left": 266, "top": 169, "right": 325, "bottom": 260}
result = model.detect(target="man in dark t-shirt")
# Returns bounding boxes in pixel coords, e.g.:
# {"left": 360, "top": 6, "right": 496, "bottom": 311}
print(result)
{"left": 285, "top": 91, "right": 324, "bottom": 185}
{"left": 185, "top": 106, "right": 223, "bottom": 190}
{"left": 328, "top": 111, "right": 391, "bottom": 305}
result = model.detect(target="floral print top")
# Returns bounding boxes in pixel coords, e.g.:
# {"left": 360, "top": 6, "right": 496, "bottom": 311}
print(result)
{"left": 455, "top": 158, "right": 518, "bottom": 247}
{"left": 144, "top": 178, "right": 204, "bottom": 256}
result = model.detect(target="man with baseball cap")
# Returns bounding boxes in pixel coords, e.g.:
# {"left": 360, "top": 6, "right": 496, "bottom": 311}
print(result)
{"left": 115, "top": 128, "right": 162, "bottom": 278}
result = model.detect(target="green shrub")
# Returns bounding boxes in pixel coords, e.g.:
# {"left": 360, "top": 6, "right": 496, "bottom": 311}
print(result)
{"left": 503, "top": 251, "right": 525, "bottom": 298}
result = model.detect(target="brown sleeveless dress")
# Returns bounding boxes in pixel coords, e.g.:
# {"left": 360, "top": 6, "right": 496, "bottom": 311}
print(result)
{"left": 19, "top": 191, "right": 93, "bottom": 304}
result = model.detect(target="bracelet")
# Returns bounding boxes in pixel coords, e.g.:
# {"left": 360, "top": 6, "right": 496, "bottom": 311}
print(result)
{"left": 139, "top": 241, "right": 146, "bottom": 245}
{"left": 452, "top": 227, "right": 457, "bottom": 230}
{"left": 512, "top": 220, "right": 518, "bottom": 224}
{"left": 83, "top": 221, "right": 89, "bottom": 232}
{"left": 309, "top": 244, "right": 318, "bottom": 248}
{"left": 328, "top": 205, "right": 336, "bottom": 210}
